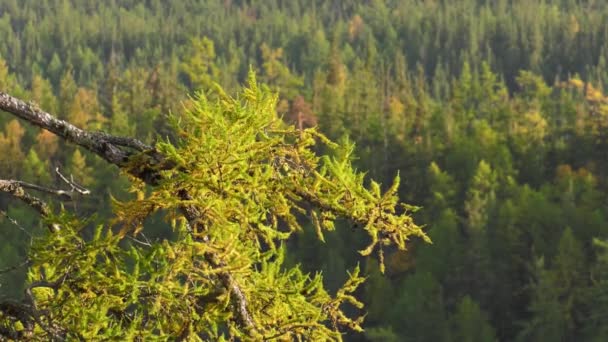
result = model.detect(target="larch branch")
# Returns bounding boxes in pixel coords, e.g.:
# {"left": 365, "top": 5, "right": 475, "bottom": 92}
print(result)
{"left": 0, "top": 91, "right": 258, "bottom": 335}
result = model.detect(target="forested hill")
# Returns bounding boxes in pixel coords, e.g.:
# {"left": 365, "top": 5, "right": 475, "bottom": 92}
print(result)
{"left": 2, "top": 0, "right": 608, "bottom": 89}
{"left": 1, "top": 0, "right": 608, "bottom": 340}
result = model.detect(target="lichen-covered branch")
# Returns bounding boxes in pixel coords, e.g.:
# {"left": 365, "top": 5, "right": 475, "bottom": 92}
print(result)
{"left": 0, "top": 176, "right": 94, "bottom": 232}
{"left": 0, "top": 180, "right": 52, "bottom": 224}
{"left": 0, "top": 92, "right": 160, "bottom": 184}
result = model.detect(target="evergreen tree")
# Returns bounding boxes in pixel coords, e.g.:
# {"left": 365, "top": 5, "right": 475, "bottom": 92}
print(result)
{"left": 583, "top": 238, "right": 608, "bottom": 340}
{"left": 449, "top": 296, "right": 496, "bottom": 342}
{"left": 22, "top": 149, "right": 51, "bottom": 185}
{"left": 389, "top": 272, "right": 449, "bottom": 342}
{"left": 520, "top": 228, "right": 586, "bottom": 342}
{"left": 179, "top": 37, "right": 220, "bottom": 92}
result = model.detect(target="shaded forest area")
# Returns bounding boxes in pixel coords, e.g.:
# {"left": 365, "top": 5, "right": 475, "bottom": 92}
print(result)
{"left": 1, "top": 0, "right": 608, "bottom": 340}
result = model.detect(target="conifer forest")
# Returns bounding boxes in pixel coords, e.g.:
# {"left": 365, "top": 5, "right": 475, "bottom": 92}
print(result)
{"left": 1, "top": 0, "right": 608, "bottom": 340}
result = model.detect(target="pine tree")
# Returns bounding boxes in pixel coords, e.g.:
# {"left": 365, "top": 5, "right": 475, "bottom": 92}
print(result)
{"left": 22, "top": 149, "right": 51, "bottom": 185}
{"left": 389, "top": 272, "right": 449, "bottom": 341}
{"left": 0, "top": 56, "right": 17, "bottom": 93}
{"left": 464, "top": 160, "right": 496, "bottom": 232}
{"left": 583, "top": 238, "right": 608, "bottom": 340}
{"left": 66, "top": 149, "right": 94, "bottom": 187}
{"left": 259, "top": 42, "right": 304, "bottom": 99}
{"left": 30, "top": 74, "right": 58, "bottom": 115}
{"left": 67, "top": 88, "right": 105, "bottom": 130}
{"left": 58, "top": 68, "right": 78, "bottom": 120}
{"left": 519, "top": 257, "right": 568, "bottom": 342}
{"left": 449, "top": 296, "right": 496, "bottom": 342}
{"left": 34, "top": 130, "right": 59, "bottom": 160}
{"left": 520, "top": 228, "right": 585, "bottom": 342}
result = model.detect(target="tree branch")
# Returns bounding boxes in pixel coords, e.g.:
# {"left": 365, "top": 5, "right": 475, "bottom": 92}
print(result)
{"left": 54, "top": 168, "right": 90, "bottom": 196}
{"left": 0, "top": 92, "right": 161, "bottom": 183}
{"left": 0, "top": 210, "right": 33, "bottom": 237}
{"left": 0, "top": 259, "right": 30, "bottom": 275}
{"left": 0, "top": 300, "right": 34, "bottom": 336}
{"left": 23, "top": 272, "right": 71, "bottom": 341}
{"left": 0, "top": 180, "right": 52, "bottom": 223}
{"left": 0, "top": 177, "right": 93, "bottom": 232}
{"left": 0, "top": 91, "right": 258, "bottom": 335}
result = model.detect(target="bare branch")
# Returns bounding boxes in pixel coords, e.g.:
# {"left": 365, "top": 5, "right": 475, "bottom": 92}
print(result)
{"left": 0, "top": 92, "right": 162, "bottom": 184}
{"left": 0, "top": 180, "right": 62, "bottom": 232}
{"left": 127, "top": 235, "right": 152, "bottom": 247}
{"left": 0, "top": 259, "right": 31, "bottom": 275}
{"left": 0, "top": 300, "right": 34, "bottom": 335}
{"left": 26, "top": 272, "right": 70, "bottom": 311}
{"left": 0, "top": 210, "right": 33, "bottom": 238}
{"left": 0, "top": 174, "right": 94, "bottom": 232}
{"left": 91, "top": 131, "right": 152, "bottom": 152}
{"left": 0, "top": 180, "right": 51, "bottom": 218}
{"left": 11, "top": 180, "right": 74, "bottom": 201}
{"left": 55, "top": 168, "right": 90, "bottom": 196}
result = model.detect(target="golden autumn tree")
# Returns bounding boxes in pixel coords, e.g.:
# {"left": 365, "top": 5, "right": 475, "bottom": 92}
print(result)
{"left": 0, "top": 120, "right": 25, "bottom": 178}
{"left": 0, "top": 73, "right": 427, "bottom": 340}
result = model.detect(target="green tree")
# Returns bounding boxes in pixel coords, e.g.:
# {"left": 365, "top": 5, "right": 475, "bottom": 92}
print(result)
{"left": 0, "top": 56, "right": 19, "bottom": 94}
{"left": 67, "top": 88, "right": 105, "bottom": 130}
{"left": 30, "top": 74, "right": 58, "bottom": 115}
{"left": 449, "top": 296, "right": 496, "bottom": 342}
{"left": 519, "top": 257, "right": 569, "bottom": 342}
{"left": 363, "top": 259, "right": 395, "bottom": 327}
{"left": 462, "top": 160, "right": 497, "bottom": 311}
{"left": 464, "top": 160, "right": 497, "bottom": 232}
{"left": 416, "top": 209, "right": 466, "bottom": 299}
{"left": 583, "top": 238, "right": 608, "bottom": 340}
{"left": 259, "top": 42, "right": 304, "bottom": 100}
{"left": 425, "top": 162, "right": 458, "bottom": 219}
{"left": 58, "top": 68, "right": 77, "bottom": 120}
{"left": 520, "top": 228, "right": 586, "bottom": 342}
{"left": 66, "top": 150, "right": 94, "bottom": 187}
{"left": 22, "top": 149, "right": 51, "bottom": 185}
{"left": 180, "top": 37, "right": 220, "bottom": 92}
{"left": 389, "top": 272, "right": 449, "bottom": 342}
